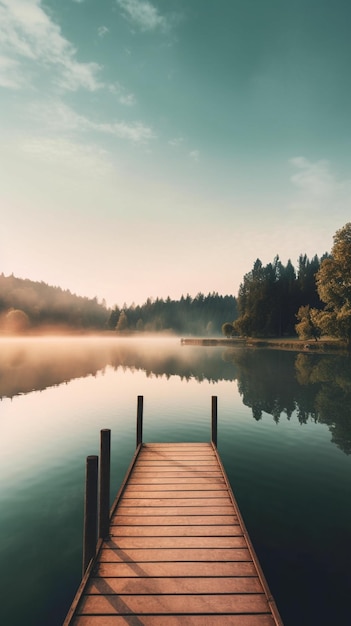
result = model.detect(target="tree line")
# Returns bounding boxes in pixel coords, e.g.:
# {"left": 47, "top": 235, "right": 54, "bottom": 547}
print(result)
{"left": 108, "top": 293, "right": 237, "bottom": 336}
{"left": 2, "top": 222, "right": 350, "bottom": 341}
{"left": 0, "top": 273, "right": 237, "bottom": 336}
{"left": 0, "top": 274, "right": 109, "bottom": 332}
{"left": 223, "top": 222, "right": 351, "bottom": 347}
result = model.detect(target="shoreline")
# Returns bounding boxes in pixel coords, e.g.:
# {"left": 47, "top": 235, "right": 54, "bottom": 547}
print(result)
{"left": 180, "top": 336, "right": 348, "bottom": 354}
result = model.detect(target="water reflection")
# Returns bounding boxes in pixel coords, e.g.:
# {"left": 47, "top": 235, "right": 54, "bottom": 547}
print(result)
{"left": 0, "top": 336, "right": 238, "bottom": 399}
{"left": 1, "top": 337, "right": 351, "bottom": 455}
{"left": 226, "top": 348, "right": 351, "bottom": 455}
{"left": 1, "top": 337, "right": 351, "bottom": 626}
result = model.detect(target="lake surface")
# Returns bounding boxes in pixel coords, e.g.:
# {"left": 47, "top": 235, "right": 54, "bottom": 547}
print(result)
{"left": 1, "top": 336, "right": 350, "bottom": 626}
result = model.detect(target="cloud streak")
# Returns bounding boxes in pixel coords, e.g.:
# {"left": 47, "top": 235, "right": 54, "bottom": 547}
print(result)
{"left": 0, "top": 0, "right": 102, "bottom": 91}
{"left": 290, "top": 156, "right": 351, "bottom": 214}
{"left": 116, "top": 0, "right": 168, "bottom": 32}
{"left": 0, "top": 54, "right": 27, "bottom": 88}
{"left": 98, "top": 26, "right": 109, "bottom": 38}
{"left": 28, "top": 99, "right": 155, "bottom": 143}
{"left": 189, "top": 150, "right": 200, "bottom": 162}
{"left": 20, "top": 136, "right": 112, "bottom": 176}
{"left": 290, "top": 157, "right": 335, "bottom": 199}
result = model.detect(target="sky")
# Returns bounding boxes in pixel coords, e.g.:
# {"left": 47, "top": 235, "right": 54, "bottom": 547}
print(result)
{"left": 1, "top": 0, "right": 351, "bottom": 308}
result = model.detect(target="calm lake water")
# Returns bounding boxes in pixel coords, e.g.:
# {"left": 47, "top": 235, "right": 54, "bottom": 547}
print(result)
{"left": 1, "top": 336, "right": 351, "bottom": 626}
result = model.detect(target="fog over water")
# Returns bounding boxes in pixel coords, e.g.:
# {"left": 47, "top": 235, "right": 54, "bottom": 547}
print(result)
{"left": 0, "top": 335, "right": 238, "bottom": 399}
{"left": 1, "top": 336, "right": 351, "bottom": 626}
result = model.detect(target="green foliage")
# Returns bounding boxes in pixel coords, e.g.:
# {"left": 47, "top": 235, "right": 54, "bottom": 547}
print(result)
{"left": 3, "top": 308, "right": 30, "bottom": 333}
{"left": 295, "top": 305, "right": 321, "bottom": 341}
{"left": 314, "top": 223, "right": 351, "bottom": 345}
{"left": 234, "top": 254, "right": 324, "bottom": 338}
{"left": 222, "top": 322, "right": 234, "bottom": 338}
{"left": 0, "top": 274, "right": 237, "bottom": 336}
{"left": 0, "top": 274, "right": 109, "bottom": 331}
{"left": 115, "top": 310, "right": 128, "bottom": 332}
{"left": 232, "top": 222, "right": 351, "bottom": 343}
{"left": 110, "top": 293, "right": 237, "bottom": 336}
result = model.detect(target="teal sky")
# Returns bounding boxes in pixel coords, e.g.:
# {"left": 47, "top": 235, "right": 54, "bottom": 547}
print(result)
{"left": 1, "top": 0, "right": 351, "bottom": 307}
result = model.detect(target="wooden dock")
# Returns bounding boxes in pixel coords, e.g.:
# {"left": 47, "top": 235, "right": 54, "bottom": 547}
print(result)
{"left": 64, "top": 398, "right": 283, "bottom": 625}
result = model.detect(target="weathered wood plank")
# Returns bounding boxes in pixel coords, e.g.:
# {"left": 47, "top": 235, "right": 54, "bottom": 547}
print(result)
{"left": 122, "top": 489, "right": 228, "bottom": 498}
{"left": 119, "top": 497, "right": 232, "bottom": 506}
{"left": 72, "top": 616, "right": 277, "bottom": 626}
{"left": 111, "top": 514, "right": 238, "bottom": 525}
{"left": 104, "top": 536, "right": 245, "bottom": 549}
{"left": 64, "top": 440, "right": 283, "bottom": 626}
{"left": 86, "top": 576, "right": 262, "bottom": 595}
{"left": 138, "top": 456, "right": 218, "bottom": 469}
{"left": 99, "top": 547, "right": 251, "bottom": 562}
{"left": 114, "top": 506, "right": 234, "bottom": 516}
{"left": 139, "top": 456, "right": 216, "bottom": 461}
{"left": 95, "top": 561, "right": 257, "bottom": 577}
{"left": 77, "top": 593, "right": 270, "bottom": 615}
{"left": 130, "top": 470, "right": 223, "bottom": 477}
{"left": 128, "top": 476, "right": 226, "bottom": 484}
{"left": 140, "top": 448, "right": 213, "bottom": 460}
{"left": 142, "top": 443, "right": 211, "bottom": 448}
{"left": 110, "top": 524, "right": 242, "bottom": 537}
{"left": 123, "top": 485, "right": 228, "bottom": 493}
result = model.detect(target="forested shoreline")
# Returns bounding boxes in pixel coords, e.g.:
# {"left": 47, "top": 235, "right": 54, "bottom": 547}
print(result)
{"left": 224, "top": 223, "right": 351, "bottom": 347}
{"left": 0, "top": 274, "right": 236, "bottom": 336}
{"left": 221, "top": 253, "right": 326, "bottom": 338}
{"left": 2, "top": 222, "right": 351, "bottom": 343}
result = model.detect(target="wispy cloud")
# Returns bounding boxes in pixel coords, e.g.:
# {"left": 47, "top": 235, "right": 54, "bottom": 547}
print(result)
{"left": 290, "top": 157, "right": 335, "bottom": 199}
{"left": 0, "top": 54, "right": 27, "bottom": 88}
{"left": 189, "top": 150, "right": 200, "bottom": 162}
{"left": 289, "top": 156, "right": 351, "bottom": 213}
{"left": 109, "top": 81, "right": 136, "bottom": 106}
{"left": 28, "top": 99, "right": 155, "bottom": 142}
{"left": 98, "top": 120, "right": 155, "bottom": 142}
{"left": 98, "top": 26, "right": 109, "bottom": 38}
{"left": 0, "top": 0, "right": 103, "bottom": 91}
{"left": 116, "top": 0, "right": 168, "bottom": 32}
{"left": 168, "top": 137, "right": 184, "bottom": 147}
{"left": 20, "top": 136, "right": 112, "bottom": 176}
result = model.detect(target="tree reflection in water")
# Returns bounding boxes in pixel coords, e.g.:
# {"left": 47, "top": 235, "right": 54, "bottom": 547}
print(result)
{"left": 1, "top": 337, "right": 350, "bottom": 455}
{"left": 227, "top": 348, "right": 351, "bottom": 455}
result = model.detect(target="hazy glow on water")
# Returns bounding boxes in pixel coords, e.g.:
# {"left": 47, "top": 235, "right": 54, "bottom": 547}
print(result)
{"left": 1, "top": 337, "right": 351, "bottom": 626}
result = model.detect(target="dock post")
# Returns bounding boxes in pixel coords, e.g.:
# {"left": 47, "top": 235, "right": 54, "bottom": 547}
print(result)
{"left": 136, "top": 395, "right": 143, "bottom": 447}
{"left": 211, "top": 395, "right": 218, "bottom": 447}
{"left": 82, "top": 455, "right": 98, "bottom": 575}
{"left": 99, "top": 429, "right": 111, "bottom": 540}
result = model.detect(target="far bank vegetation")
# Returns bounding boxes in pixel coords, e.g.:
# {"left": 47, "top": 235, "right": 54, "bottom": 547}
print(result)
{"left": 0, "top": 274, "right": 236, "bottom": 337}
{"left": 2, "top": 223, "right": 351, "bottom": 345}
{"left": 222, "top": 223, "right": 351, "bottom": 349}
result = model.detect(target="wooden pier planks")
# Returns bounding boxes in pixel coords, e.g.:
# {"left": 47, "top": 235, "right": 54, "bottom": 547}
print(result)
{"left": 65, "top": 443, "right": 283, "bottom": 625}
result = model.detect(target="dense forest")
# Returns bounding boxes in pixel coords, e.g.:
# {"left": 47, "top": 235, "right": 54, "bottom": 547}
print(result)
{"left": 2, "top": 222, "right": 351, "bottom": 341}
{"left": 0, "top": 274, "right": 109, "bottom": 332}
{"left": 222, "top": 253, "right": 327, "bottom": 338}
{"left": 225, "top": 222, "right": 351, "bottom": 346}
{"left": 107, "top": 293, "right": 237, "bottom": 336}
{"left": 0, "top": 273, "right": 236, "bottom": 336}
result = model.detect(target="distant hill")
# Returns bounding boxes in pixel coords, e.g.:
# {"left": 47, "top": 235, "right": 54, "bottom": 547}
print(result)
{"left": 0, "top": 273, "right": 237, "bottom": 336}
{"left": 0, "top": 274, "right": 109, "bottom": 332}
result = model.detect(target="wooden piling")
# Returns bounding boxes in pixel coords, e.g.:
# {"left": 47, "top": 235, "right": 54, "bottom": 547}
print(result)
{"left": 211, "top": 395, "right": 218, "bottom": 447}
{"left": 98, "top": 429, "right": 111, "bottom": 540}
{"left": 136, "top": 394, "right": 143, "bottom": 447}
{"left": 82, "top": 455, "right": 98, "bottom": 575}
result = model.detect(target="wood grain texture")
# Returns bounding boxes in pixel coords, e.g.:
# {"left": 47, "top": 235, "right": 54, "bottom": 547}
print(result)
{"left": 64, "top": 442, "right": 283, "bottom": 626}
{"left": 72, "top": 616, "right": 277, "bottom": 626}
